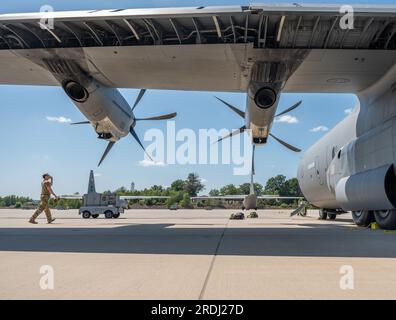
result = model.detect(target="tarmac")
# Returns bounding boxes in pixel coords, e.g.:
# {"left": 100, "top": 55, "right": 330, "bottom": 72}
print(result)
{"left": 1, "top": 208, "right": 396, "bottom": 299}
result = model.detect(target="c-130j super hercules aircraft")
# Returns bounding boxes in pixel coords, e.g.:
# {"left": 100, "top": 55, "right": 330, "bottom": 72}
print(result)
{"left": 1, "top": 4, "right": 396, "bottom": 228}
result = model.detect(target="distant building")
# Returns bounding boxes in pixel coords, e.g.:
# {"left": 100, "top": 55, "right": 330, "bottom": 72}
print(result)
{"left": 130, "top": 182, "right": 135, "bottom": 192}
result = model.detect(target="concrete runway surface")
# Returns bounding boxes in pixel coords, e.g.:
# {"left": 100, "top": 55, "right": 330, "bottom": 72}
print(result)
{"left": 0, "top": 208, "right": 396, "bottom": 300}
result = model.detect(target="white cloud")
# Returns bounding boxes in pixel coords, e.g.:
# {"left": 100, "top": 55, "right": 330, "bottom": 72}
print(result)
{"left": 201, "top": 178, "right": 207, "bottom": 183}
{"left": 138, "top": 159, "right": 167, "bottom": 167}
{"left": 344, "top": 108, "right": 353, "bottom": 115}
{"left": 310, "top": 126, "right": 329, "bottom": 133}
{"left": 46, "top": 116, "right": 72, "bottom": 124}
{"left": 275, "top": 115, "right": 299, "bottom": 124}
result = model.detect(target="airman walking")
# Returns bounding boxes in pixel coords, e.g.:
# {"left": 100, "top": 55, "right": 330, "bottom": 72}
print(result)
{"left": 29, "top": 173, "right": 59, "bottom": 224}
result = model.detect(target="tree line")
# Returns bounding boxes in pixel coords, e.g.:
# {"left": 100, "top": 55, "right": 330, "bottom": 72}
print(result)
{"left": 0, "top": 195, "right": 32, "bottom": 208}
{"left": 0, "top": 173, "right": 303, "bottom": 209}
{"left": 116, "top": 173, "right": 303, "bottom": 209}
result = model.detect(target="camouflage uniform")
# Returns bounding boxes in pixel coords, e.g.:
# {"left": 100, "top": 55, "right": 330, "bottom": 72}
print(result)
{"left": 30, "top": 180, "right": 53, "bottom": 223}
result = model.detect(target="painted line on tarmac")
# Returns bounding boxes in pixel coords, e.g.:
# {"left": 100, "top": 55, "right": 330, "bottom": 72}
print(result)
{"left": 198, "top": 219, "right": 229, "bottom": 300}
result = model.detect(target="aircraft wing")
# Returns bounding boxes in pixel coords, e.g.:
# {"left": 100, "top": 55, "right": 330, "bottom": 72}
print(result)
{"left": 0, "top": 4, "right": 396, "bottom": 93}
{"left": 61, "top": 195, "right": 171, "bottom": 200}
{"left": 257, "top": 196, "right": 303, "bottom": 200}
{"left": 60, "top": 195, "right": 83, "bottom": 199}
{"left": 192, "top": 195, "right": 247, "bottom": 200}
{"left": 192, "top": 195, "right": 302, "bottom": 200}
{"left": 120, "top": 196, "right": 170, "bottom": 200}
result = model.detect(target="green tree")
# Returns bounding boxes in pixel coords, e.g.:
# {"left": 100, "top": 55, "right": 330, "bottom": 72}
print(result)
{"left": 239, "top": 183, "right": 263, "bottom": 195}
{"left": 1, "top": 195, "right": 32, "bottom": 207}
{"left": 184, "top": 173, "right": 204, "bottom": 197}
{"left": 209, "top": 189, "right": 220, "bottom": 196}
{"left": 264, "top": 175, "right": 287, "bottom": 196}
{"left": 115, "top": 186, "right": 128, "bottom": 194}
{"left": 180, "top": 193, "right": 191, "bottom": 208}
{"left": 166, "top": 191, "right": 184, "bottom": 207}
{"left": 284, "top": 178, "right": 303, "bottom": 197}
{"left": 220, "top": 184, "right": 239, "bottom": 195}
{"left": 170, "top": 179, "right": 185, "bottom": 192}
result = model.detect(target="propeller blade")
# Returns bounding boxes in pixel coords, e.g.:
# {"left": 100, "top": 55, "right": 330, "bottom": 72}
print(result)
{"left": 132, "top": 89, "right": 146, "bottom": 111}
{"left": 275, "top": 100, "right": 302, "bottom": 117}
{"left": 214, "top": 96, "right": 245, "bottom": 118}
{"left": 98, "top": 141, "right": 115, "bottom": 167}
{"left": 269, "top": 133, "right": 301, "bottom": 152}
{"left": 130, "top": 127, "right": 153, "bottom": 161}
{"left": 135, "top": 112, "right": 177, "bottom": 121}
{"left": 71, "top": 121, "right": 90, "bottom": 125}
{"left": 215, "top": 125, "right": 246, "bottom": 143}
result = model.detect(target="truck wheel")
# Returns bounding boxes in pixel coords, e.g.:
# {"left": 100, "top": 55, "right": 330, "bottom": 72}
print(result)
{"left": 374, "top": 210, "right": 396, "bottom": 230}
{"left": 92, "top": 214, "right": 99, "bottom": 219}
{"left": 104, "top": 210, "right": 113, "bottom": 219}
{"left": 352, "top": 210, "right": 374, "bottom": 227}
{"left": 328, "top": 213, "right": 337, "bottom": 220}
{"left": 82, "top": 211, "right": 91, "bottom": 219}
{"left": 319, "top": 209, "right": 327, "bottom": 220}
{"left": 112, "top": 213, "right": 120, "bottom": 219}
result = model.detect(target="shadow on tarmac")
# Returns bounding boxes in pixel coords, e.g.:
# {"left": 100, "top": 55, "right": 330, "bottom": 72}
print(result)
{"left": 0, "top": 221, "right": 396, "bottom": 258}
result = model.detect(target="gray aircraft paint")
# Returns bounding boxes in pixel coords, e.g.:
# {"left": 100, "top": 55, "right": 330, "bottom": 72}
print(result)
{"left": 16, "top": 49, "right": 134, "bottom": 142}
{"left": 298, "top": 64, "right": 396, "bottom": 212}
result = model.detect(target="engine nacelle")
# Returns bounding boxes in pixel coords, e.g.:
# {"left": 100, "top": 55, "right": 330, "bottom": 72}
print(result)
{"left": 335, "top": 164, "right": 396, "bottom": 211}
{"left": 62, "top": 79, "right": 133, "bottom": 141}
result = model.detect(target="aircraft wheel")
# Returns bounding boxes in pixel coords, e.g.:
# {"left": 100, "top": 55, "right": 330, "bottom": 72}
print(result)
{"left": 92, "top": 214, "right": 99, "bottom": 219}
{"left": 319, "top": 209, "right": 327, "bottom": 220}
{"left": 104, "top": 210, "right": 113, "bottom": 219}
{"left": 328, "top": 213, "right": 337, "bottom": 220}
{"left": 82, "top": 211, "right": 91, "bottom": 219}
{"left": 374, "top": 210, "right": 396, "bottom": 230}
{"left": 112, "top": 213, "right": 120, "bottom": 219}
{"left": 352, "top": 210, "right": 374, "bottom": 227}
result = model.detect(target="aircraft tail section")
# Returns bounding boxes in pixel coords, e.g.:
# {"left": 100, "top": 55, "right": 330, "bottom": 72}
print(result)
{"left": 88, "top": 170, "right": 96, "bottom": 194}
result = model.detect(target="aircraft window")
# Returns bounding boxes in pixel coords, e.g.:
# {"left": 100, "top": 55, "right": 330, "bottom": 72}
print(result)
{"left": 338, "top": 150, "right": 342, "bottom": 159}
{"left": 332, "top": 147, "right": 336, "bottom": 159}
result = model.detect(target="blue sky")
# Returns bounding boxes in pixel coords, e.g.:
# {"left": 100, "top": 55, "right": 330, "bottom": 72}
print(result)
{"left": 0, "top": 0, "right": 387, "bottom": 198}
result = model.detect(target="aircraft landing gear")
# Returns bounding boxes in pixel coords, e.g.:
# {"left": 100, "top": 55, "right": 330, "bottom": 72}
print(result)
{"left": 319, "top": 209, "right": 338, "bottom": 221}
{"left": 352, "top": 210, "right": 374, "bottom": 227}
{"left": 319, "top": 209, "right": 327, "bottom": 220}
{"left": 373, "top": 210, "right": 396, "bottom": 230}
{"left": 328, "top": 213, "right": 337, "bottom": 220}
